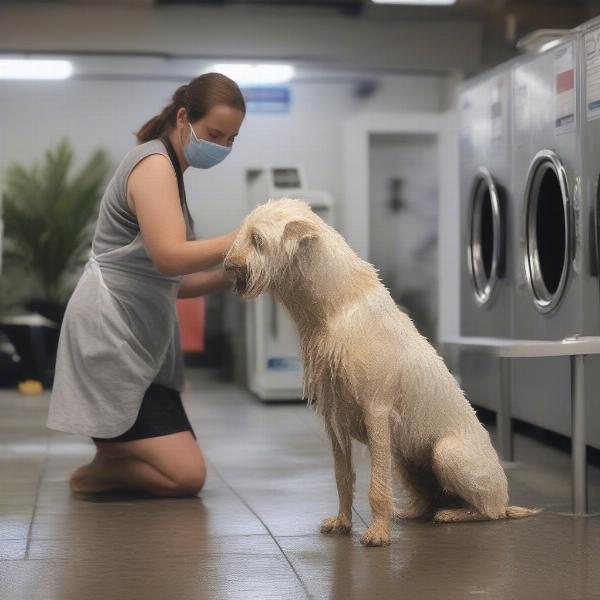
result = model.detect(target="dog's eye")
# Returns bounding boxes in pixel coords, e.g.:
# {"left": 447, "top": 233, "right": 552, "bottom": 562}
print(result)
{"left": 251, "top": 232, "right": 264, "bottom": 250}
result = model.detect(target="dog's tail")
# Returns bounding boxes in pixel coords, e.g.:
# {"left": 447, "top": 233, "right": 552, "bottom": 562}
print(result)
{"left": 505, "top": 506, "right": 542, "bottom": 519}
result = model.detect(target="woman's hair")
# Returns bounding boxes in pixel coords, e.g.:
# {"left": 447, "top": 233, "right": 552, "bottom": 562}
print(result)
{"left": 136, "top": 72, "right": 246, "bottom": 144}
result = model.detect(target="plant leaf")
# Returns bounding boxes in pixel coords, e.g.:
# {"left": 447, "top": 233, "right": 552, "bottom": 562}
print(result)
{"left": 1, "top": 139, "right": 112, "bottom": 306}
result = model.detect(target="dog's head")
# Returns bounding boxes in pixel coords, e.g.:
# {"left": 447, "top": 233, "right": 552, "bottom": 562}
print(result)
{"left": 224, "top": 198, "right": 320, "bottom": 298}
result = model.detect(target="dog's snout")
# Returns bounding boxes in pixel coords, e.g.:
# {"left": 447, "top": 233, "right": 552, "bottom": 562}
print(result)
{"left": 226, "top": 264, "right": 247, "bottom": 276}
{"left": 223, "top": 258, "right": 249, "bottom": 294}
{"left": 224, "top": 258, "right": 246, "bottom": 272}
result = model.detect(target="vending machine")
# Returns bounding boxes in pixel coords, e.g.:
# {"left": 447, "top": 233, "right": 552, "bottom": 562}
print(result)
{"left": 245, "top": 167, "right": 334, "bottom": 401}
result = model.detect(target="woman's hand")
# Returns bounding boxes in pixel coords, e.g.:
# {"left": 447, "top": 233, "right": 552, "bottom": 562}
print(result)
{"left": 177, "top": 268, "right": 233, "bottom": 298}
{"left": 224, "top": 227, "right": 240, "bottom": 253}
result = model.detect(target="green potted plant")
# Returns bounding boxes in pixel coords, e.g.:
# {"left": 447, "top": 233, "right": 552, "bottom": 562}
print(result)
{"left": 0, "top": 139, "right": 111, "bottom": 386}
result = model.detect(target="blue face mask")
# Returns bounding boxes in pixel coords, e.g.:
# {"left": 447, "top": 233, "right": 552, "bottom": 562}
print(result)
{"left": 183, "top": 122, "right": 232, "bottom": 169}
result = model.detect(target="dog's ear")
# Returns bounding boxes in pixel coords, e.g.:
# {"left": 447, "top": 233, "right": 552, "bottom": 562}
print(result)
{"left": 283, "top": 219, "right": 319, "bottom": 256}
{"left": 283, "top": 219, "right": 318, "bottom": 242}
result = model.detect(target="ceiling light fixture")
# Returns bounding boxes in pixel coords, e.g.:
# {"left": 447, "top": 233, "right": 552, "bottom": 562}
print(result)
{"left": 538, "top": 39, "right": 562, "bottom": 53}
{"left": 209, "top": 64, "right": 295, "bottom": 85}
{"left": 0, "top": 59, "right": 73, "bottom": 80}
{"left": 371, "top": 0, "right": 456, "bottom": 5}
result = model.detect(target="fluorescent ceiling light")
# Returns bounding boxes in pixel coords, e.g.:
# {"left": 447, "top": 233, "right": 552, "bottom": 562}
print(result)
{"left": 539, "top": 39, "right": 562, "bottom": 53}
{"left": 210, "top": 63, "right": 295, "bottom": 85}
{"left": 372, "top": 0, "right": 456, "bottom": 5}
{"left": 0, "top": 59, "right": 73, "bottom": 80}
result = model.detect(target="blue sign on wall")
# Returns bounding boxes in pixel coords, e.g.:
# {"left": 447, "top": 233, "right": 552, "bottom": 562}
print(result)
{"left": 267, "top": 357, "right": 301, "bottom": 371}
{"left": 242, "top": 87, "right": 290, "bottom": 113}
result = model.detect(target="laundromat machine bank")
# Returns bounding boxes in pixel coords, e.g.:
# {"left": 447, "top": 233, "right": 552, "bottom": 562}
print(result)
{"left": 458, "top": 15, "right": 600, "bottom": 450}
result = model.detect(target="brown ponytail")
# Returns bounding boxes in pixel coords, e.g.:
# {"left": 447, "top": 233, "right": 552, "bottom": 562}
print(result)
{"left": 136, "top": 73, "right": 246, "bottom": 144}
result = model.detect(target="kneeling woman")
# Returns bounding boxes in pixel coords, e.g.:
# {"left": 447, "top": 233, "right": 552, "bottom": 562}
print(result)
{"left": 47, "top": 73, "right": 245, "bottom": 497}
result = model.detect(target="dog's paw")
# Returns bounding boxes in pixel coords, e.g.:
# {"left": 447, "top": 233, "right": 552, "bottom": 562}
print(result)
{"left": 320, "top": 515, "right": 352, "bottom": 535}
{"left": 360, "top": 524, "right": 391, "bottom": 547}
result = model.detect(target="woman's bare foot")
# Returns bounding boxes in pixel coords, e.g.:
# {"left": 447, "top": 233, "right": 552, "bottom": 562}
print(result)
{"left": 69, "top": 463, "right": 120, "bottom": 493}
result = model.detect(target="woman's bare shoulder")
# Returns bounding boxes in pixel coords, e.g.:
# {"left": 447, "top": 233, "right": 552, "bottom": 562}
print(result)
{"left": 126, "top": 153, "right": 176, "bottom": 216}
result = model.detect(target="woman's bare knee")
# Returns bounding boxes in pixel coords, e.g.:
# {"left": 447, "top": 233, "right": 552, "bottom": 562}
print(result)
{"left": 93, "top": 431, "right": 207, "bottom": 496}
{"left": 170, "top": 463, "right": 207, "bottom": 495}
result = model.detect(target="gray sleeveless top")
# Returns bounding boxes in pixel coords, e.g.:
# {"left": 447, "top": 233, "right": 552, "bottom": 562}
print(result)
{"left": 47, "top": 139, "right": 195, "bottom": 438}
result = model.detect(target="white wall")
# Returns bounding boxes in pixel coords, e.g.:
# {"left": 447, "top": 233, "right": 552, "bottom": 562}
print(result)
{"left": 0, "top": 73, "right": 449, "bottom": 240}
{"left": 0, "top": 57, "right": 460, "bottom": 339}
{"left": 0, "top": 2, "right": 470, "bottom": 338}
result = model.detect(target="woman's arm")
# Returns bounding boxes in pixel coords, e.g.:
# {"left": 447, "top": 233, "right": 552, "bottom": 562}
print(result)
{"left": 127, "top": 154, "right": 240, "bottom": 276}
{"left": 177, "top": 268, "right": 233, "bottom": 298}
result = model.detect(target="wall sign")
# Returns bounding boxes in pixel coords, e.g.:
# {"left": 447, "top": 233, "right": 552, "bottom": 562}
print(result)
{"left": 242, "top": 87, "right": 290, "bottom": 113}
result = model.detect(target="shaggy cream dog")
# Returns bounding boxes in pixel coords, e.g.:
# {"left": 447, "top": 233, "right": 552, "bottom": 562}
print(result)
{"left": 224, "top": 198, "right": 538, "bottom": 547}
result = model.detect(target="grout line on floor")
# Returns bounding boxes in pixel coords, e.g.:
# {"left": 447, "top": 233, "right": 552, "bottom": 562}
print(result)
{"left": 4, "top": 551, "right": 297, "bottom": 563}
{"left": 207, "top": 457, "right": 314, "bottom": 600}
{"left": 287, "top": 402, "right": 370, "bottom": 527}
{"left": 282, "top": 400, "right": 371, "bottom": 528}
{"left": 23, "top": 432, "right": 51, "bottom": 560}
{"left": 352, "top": 505, "right": 369, "bottom": 527}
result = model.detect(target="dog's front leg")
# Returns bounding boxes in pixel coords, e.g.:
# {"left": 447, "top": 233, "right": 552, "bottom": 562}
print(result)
{"left": 361, "top": 411, "right": 392, "bottom": 546}
{"left": 320, "top": 425, "right": 354, "bottom": 535}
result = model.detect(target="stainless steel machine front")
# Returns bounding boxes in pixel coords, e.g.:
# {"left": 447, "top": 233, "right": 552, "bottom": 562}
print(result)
{"left": 459, "top": 68, "right": 513, "bottom": 337}
{"left": 511, "top": 32, "right": 584, "bottom": 340}
{"left": 458, "top": 20, "right": 600, "bottom": 449}
{"left": 458, "top": 67, "right": 513, "bottom": 412}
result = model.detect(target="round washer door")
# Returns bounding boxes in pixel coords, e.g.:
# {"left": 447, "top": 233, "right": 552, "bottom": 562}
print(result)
{"left": 523, "top": 149, "right": 571, "bottom": 313}
{"left": 468, "top": 167, "right": 505, "bottom": 307}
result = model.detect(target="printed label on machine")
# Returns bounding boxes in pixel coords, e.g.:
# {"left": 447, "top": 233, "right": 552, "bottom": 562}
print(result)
{"left": 513, "top": 66, "right": 530, "bottom": 144}
{"left": 459, "top": 97, "right": 474, "bottom": 160}
{"left": 585, "top": 28, "right": 600, "bottom": 121}
{"left": 490, "top": 76, "right": 505, "bottom": 151}
{"left": 554, "top": 43, "right": 576, "bottom": 133}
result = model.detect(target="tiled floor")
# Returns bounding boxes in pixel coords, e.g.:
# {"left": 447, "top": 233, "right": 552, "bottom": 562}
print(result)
{"left": 1, "top": 368, "right": 599, "bottom": 600}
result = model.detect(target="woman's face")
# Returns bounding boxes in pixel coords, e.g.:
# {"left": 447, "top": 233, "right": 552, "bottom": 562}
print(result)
{"left": 182, "top": 104, "right": 244, "bottom": 148}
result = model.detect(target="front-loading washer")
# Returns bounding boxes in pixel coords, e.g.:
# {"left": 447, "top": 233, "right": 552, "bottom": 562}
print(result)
{"left": 511, "top": 33, "right": 583, "bottom": 340}
{"left": 509, "top": 29, "right": 600, "bottom": 446}
{"left": 458, "top": 65, "right": 514, "bottom": 411}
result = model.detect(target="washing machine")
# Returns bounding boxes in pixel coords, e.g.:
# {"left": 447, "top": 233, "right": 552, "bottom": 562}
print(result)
{"left": 511, "top": 31, "right": 584, "bottom": 340}
{"left": 244, "top": 166, "right": 334, "bottom": 401}
{"left": 578, "top": 16, "right": 600, "bottom": 450}
{"left": 457, "top": 66, "right": 514, "bottom": 411}
{"left": 459, "top": 67, "right": 513, "bottom": 336}
{"left": 509, "top": 32, "right": 580, "bottom": 439}
{"left": 580, "top": 16, "right": 600, "bottom": 335}
{"left": 456, "top": 21, "right": 600, "bottom": 448}
{"left": 509, "top": 26, "right": 600, "bottom": 448}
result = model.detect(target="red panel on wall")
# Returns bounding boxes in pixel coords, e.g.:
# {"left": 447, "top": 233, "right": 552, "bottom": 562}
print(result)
{"left": 176, "top": 297, "right": 206, "bottom": 352}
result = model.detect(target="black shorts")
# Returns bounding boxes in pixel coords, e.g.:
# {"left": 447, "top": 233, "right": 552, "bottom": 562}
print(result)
{"left": 91, "top": 383, "right": 197, "bottom": 443}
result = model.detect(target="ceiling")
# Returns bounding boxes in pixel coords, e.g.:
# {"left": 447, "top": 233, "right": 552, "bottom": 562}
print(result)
{"left": 19, "top": 0, "right": 596, "bottom": 64}
{"left": 7, "top": 0, "right": 595, "bottom": 17}
{"left": 12, "top": 1, "right": 598, "bottom": 31}
{"left": 2, "top": 0, "right": 600, "bottom": 72}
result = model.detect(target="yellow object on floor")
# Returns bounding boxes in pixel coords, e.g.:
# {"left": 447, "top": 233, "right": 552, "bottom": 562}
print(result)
{"left": 18, "top": 380, "right": 43, "bottom": 395}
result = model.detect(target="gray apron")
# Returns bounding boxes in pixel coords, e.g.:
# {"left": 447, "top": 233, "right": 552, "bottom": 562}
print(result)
{"left": 47, "top": 138, "right": 195, "bottom": 438}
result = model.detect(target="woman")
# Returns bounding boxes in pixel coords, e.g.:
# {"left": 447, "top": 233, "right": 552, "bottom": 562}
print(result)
{"left": 46, "top": 73, "right": 245, "bottom": 497}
